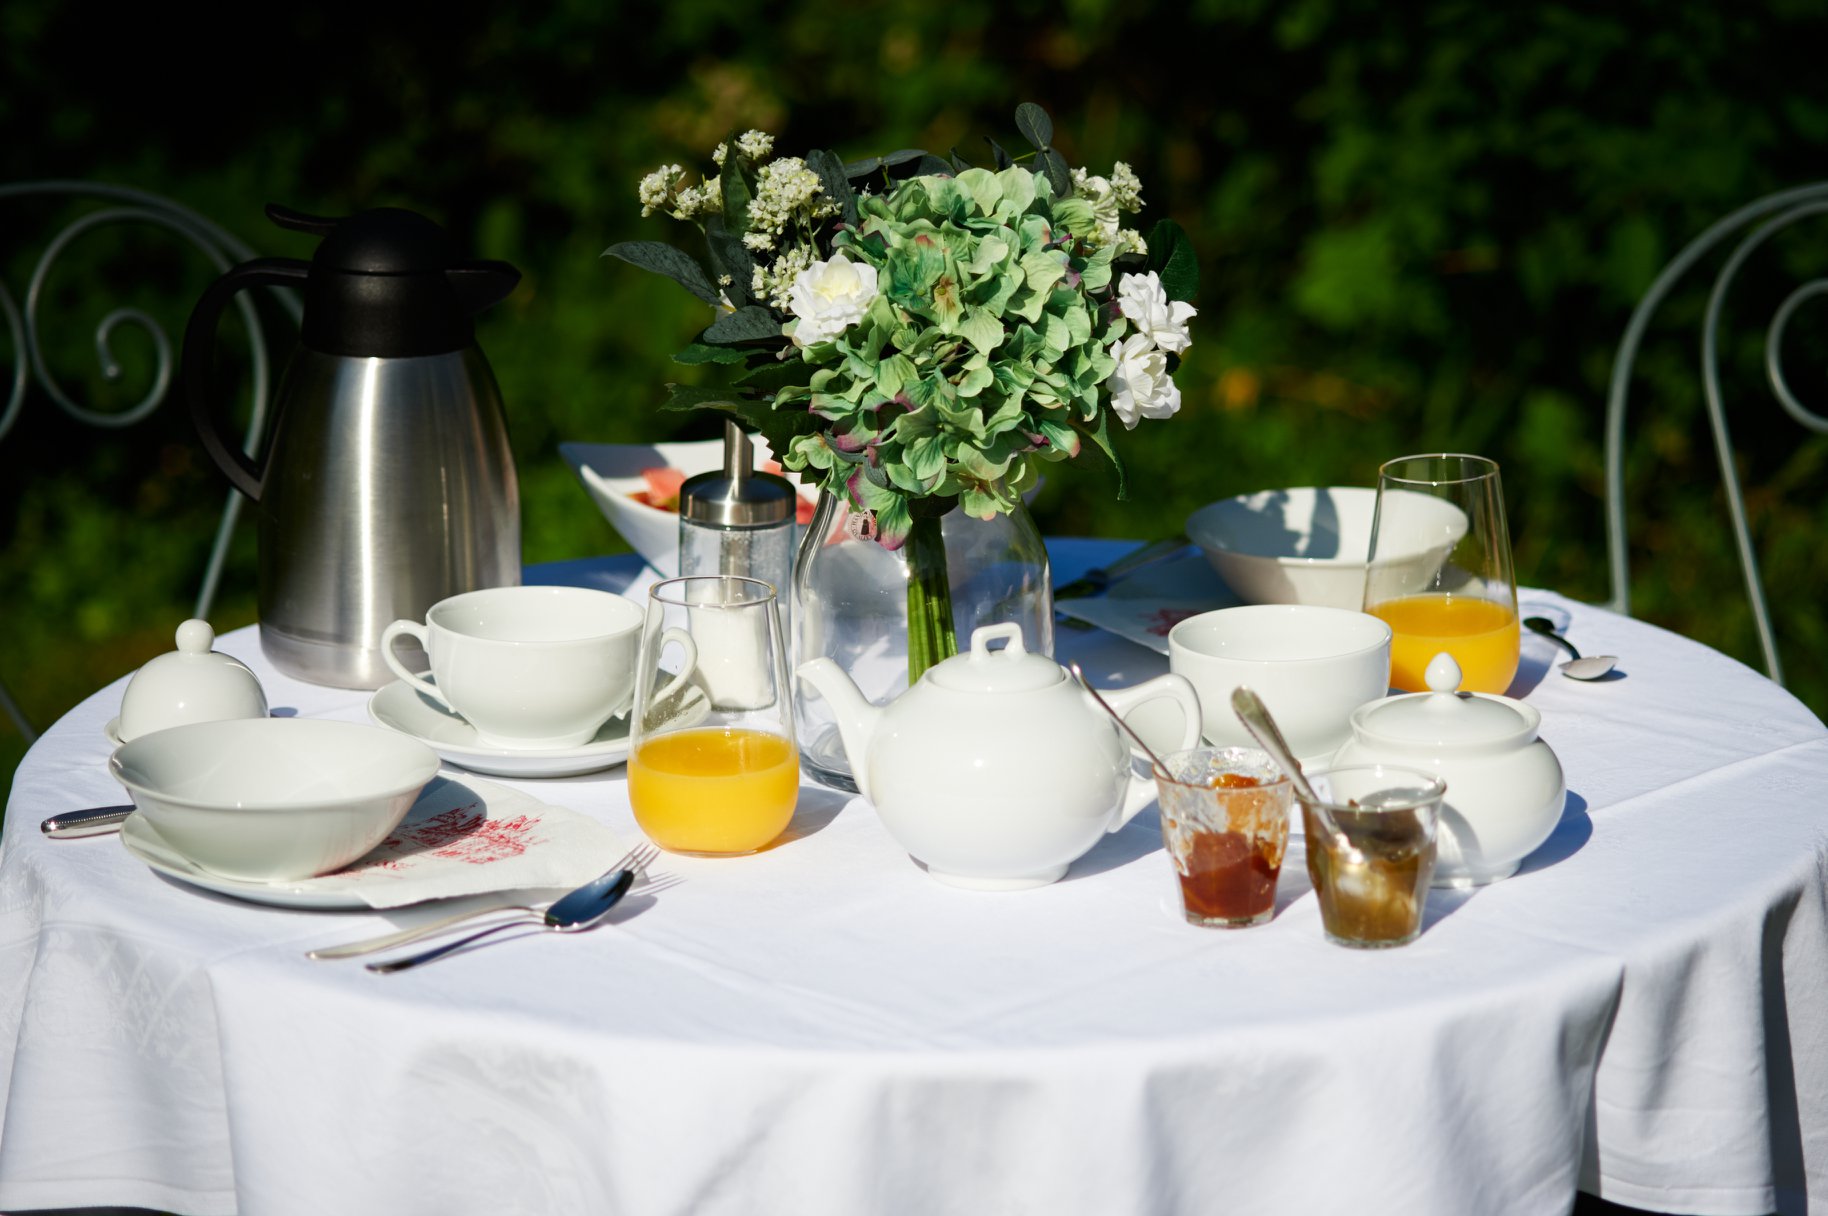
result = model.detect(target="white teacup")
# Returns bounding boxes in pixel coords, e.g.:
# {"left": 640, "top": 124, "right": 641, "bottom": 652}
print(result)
{"left": 1168, "top": 605, "right": 1392, "bottom": 764}
{"left": 381, "top": 586, "right": 643, "bottom": 749}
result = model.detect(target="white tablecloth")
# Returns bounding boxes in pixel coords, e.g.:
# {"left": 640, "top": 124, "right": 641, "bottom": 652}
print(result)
{"left": 2, "top": 540, "right": 1825, "bottom": 1216}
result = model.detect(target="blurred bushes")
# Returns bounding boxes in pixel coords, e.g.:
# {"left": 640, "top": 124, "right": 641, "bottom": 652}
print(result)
{"left": 4, "top": 0, "right": 1827, "bottom": 798}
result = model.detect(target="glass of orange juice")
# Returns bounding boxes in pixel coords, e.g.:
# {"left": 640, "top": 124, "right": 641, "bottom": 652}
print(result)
{"left": 1362, "top": 454, "right": 1520, "bottom": 694}
{"left": 627, "top": 576, "right": 798, "bottom": 855}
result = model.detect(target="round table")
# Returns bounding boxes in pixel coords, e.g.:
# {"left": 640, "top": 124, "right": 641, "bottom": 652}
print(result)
{"left": 2, "top": 541, "right": 1825, "bottom": 1216}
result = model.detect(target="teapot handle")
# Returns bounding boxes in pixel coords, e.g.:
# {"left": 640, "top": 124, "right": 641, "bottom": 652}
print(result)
{"left": 1096, "top": 673, "right": 1203, "bottom": 829}
{"left": 182, "top": 257, "right": 311, "bottom": 501}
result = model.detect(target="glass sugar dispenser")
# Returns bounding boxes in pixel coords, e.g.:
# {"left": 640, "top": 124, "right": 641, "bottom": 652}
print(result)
{"left": 677, "top": 421, "right": 797, "bottom": 598}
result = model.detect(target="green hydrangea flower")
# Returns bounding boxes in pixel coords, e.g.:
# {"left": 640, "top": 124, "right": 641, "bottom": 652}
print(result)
{"left": 775, "top": 167, "right": 1128, "bottom": 548}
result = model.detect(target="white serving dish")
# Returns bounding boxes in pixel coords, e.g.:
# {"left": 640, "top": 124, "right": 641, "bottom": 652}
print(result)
{"left": 1186, "top": 486, "right": 1466, "bottom": 610}
{"left": 109, "top": 718, "right": 440, "bottom": 882}
{"left": 561, "top": 438, "right": 814, "bottom": 575}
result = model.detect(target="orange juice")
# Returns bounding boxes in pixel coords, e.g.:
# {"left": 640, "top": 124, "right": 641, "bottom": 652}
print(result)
{"left": 628, "top": 728, "right": 799, "bottom": 854}
{"left": 1369, "top": 594, "right": 1520, "bottom": 693}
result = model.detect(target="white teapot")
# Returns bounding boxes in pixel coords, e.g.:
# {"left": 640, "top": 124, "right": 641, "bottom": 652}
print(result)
{"left": 1331, "top": 652, "right": 1565, "bottom": 888}
{"left": 797, "top": 622, "right": 1202, "bottom": 890}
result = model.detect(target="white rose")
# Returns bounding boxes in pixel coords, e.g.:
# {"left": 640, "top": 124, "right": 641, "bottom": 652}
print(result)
{"left": 1105, "top": 333, "right": 1181, "bottom": 429}
{"left": 1116, "top": 271, "right": 1197, "bottom": 354}
{"left": 787, "top": 253, "right": 879, "bottom": 347}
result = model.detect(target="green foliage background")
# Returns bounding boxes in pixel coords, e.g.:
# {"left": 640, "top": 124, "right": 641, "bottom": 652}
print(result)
{"left": 4, "top": 0, "right": 1827, "bottom": 807}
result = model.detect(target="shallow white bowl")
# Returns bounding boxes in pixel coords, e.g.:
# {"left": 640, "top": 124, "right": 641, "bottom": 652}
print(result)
{"left": 561, "top": 438, "right": 813, "bottom": 576}
{"left": 1168, "top": 605, "right": 1393, "bottom": 764}
{"left": 109, "top": 718, "right": 440, "bottom": 882}
{"left": 1186, "top": 486, "right": 1466, "bottom": 610}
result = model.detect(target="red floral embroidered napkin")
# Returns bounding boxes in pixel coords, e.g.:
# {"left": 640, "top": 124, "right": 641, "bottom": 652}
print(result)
{"left": 260, "top": 776, "right": 630, "bottom": 907}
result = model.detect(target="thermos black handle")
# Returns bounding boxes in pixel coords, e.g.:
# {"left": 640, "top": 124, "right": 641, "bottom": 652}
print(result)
{"left": 183, "top": 257, "right": 311, "bottom": 502}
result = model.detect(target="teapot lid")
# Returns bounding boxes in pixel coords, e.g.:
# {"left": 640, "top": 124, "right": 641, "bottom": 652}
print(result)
{"left": 926, "top": 623, "right": 1063, "bottom": 694}
{"left": 1350, "top": 652, "right": 1539, "bottom": 749}
{"left": 118, "top": 620, "right": 269, "bottom": 743}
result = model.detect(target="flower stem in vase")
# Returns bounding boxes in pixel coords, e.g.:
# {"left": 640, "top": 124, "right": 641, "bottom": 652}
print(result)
{"left": 904, "top": 512, "right": 958, "bottom": 684}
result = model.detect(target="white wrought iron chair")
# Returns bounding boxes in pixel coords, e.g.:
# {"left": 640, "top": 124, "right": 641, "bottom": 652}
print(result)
{"left": 1603, "top": 182, "right": 1828, "bottom": 687}
{"left": 0, "top": 182, "right": 295, "bottom": 740}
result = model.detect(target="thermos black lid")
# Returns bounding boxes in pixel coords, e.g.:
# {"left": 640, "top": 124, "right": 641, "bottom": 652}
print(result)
{"left": 267, "top": 204, "right": 520, "bottom": 358}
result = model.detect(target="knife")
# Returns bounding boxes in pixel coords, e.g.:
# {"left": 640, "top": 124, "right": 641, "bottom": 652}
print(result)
{"left": 40, "top": 805, "right": 135, "bottom": 839}
{"left": 1053, "top": 536, "right": 1190, "bottom": 601}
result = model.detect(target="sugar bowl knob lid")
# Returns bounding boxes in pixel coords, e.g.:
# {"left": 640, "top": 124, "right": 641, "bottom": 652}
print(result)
{"left": 116, "top": 620, "right": 269, "bottom": 743}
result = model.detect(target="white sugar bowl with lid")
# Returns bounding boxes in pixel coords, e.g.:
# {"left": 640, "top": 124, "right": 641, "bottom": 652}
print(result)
{"left": 112, "top": 620, "right": 269, "bottom": 744}
{"left": 1331, "top": 652, "right": 1564, "bottom": 888}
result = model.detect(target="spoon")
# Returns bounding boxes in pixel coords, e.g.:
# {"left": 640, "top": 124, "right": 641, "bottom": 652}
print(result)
{"left": 309, "top": 843, "right": 657, "bottom": 960}
{"left": 366, "top": 864, "right": 639, "bottom": 974}
{"left": 1523, "top": 617, "right": 1619, "bottom": 681}
{"left": 1069, "top": 662, "right": 1172, "bottom": 777}
{"left": 1228, "top": 687, "right": 1322, "bottom": 807}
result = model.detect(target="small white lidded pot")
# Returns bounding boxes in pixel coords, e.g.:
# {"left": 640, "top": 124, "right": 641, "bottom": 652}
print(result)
{"left": 113, "top": 620, "right": 269, "bottom": 745}
{"left": 1331, "top": 652, "right": 1564, "bottom": 888}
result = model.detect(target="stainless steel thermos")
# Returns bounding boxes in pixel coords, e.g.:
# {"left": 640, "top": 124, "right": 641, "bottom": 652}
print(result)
{"left": 184, "top": 204, "right": 521, "bottom": 689}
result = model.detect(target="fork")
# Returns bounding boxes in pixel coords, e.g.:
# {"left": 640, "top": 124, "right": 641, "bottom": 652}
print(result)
{"left": 306, "top": 843, "right": 658, "bottom": 960}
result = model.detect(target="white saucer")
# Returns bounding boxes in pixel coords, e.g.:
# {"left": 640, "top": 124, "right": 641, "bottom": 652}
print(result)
{"left": 104, "top": 718, "right": 123, "bottom": 746}
{"left": 121, "top": 812, "right": 371, "bottom": 909}
{"left": 366, "top": 680, "right": 631, "bottom": 777}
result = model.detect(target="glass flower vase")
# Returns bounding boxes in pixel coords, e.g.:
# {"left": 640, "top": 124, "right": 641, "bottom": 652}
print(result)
{"left": 792, "top": 490, "right": 1053, "bottom": 792}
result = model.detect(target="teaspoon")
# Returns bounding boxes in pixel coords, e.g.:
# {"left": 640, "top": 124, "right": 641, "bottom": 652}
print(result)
{"left": 366, "top": 864, "right": 638, "bottom": 973}
{"left": 1523, "top": 617, "right": 1619, "bottom": 681}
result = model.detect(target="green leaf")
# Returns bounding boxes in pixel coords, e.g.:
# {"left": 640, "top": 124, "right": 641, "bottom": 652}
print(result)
{"left": 602, "top": 241, "right": 720, "bottom": 307}
{"left": 673, "top": 343, "right": 751, "bottom": 366}
{"left": 660, "top": 383, "right": 753, "bottom": 412}
{"left": 1014, "top": 102, "right": 1055, "bottom": 153}
{"left": 720, "top": 143, "right": 757, "bottom": 236}
{"left": 1041, "top": 149, "right": 1072, "bottom": 198}
{"left": 1146, "top": 218, "right": 1200, "bottom": 303}
{"left": 948, "top": 146, "right": 973, "bottom": 173}
{"left": 882, "top": 148, "right": 927, "bottom": 167}
{"left": 807, "top": 148, "right": 858, "bottom": 227}
{"left": 703, "top": 217, "right": 755, "bottom": 309}
{"left": 984, "top": 137, "right": 1013, "bottom": 170}
{"left": 703, "top": 306, "right": 784, "bottom": 345}
{"left": 843, "top": 155, "right": 883, "bottom": 178}
{"left": 1073, "top": 410, "right": 1129, "bottom": 499}
{"left": 914, "top": 154, "right": 954, "bottom": 177}
{"left": 736, "top": 360, "right": 814, "bottom": 393}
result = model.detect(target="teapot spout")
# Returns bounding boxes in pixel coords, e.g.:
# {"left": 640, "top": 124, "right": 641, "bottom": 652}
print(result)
{"left": 795, "top": 658, "right": 882, "bottom": 802}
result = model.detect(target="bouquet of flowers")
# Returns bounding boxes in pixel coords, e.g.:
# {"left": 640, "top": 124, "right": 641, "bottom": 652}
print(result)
{"left": 609, "top": 103, "right": 1197, "bottom": 676}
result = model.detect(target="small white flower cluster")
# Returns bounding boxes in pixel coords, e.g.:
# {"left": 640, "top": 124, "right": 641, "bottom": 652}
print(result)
{"left": 712, "top": 129, "right": 775, "bottom": 170}
{"left": 1072, "top": 161, "right": 1148, "bottom": 256}
{"left": 636, "top": 162, "right": 723, "bottom": 221}
{"left": 741, "top": 157, "right": 837, "bottom": 254}
{"left": 638, "top": 164, "right": 683, "bottom": 217}
{"left": 752, "top": 243, "right": 820, "bottom": 311}
{"left": 1104, "top": 271, "right": 1197, "bottom": 429}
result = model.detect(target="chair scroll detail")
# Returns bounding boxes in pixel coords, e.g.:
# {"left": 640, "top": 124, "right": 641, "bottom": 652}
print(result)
{"left": 1603, "top": 182, "right": 1828, "bottom": 687}
{"left": 0, "top": 182, "right": 297, "bottom": 740}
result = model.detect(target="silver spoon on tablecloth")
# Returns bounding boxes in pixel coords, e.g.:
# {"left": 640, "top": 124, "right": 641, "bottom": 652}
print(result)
{"left": 1523, "top": 617, "right": 1618, "bottom": 681}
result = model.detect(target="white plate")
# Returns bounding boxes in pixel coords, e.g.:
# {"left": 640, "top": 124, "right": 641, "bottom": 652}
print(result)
{"left": 366, "top": 679, "right": 631, "bottom": 777}
{"left": 119, "top": 775, "right": 630, "bottom": 910}
{"left": 121, "top": 813, "right": 372, "bottom": 909}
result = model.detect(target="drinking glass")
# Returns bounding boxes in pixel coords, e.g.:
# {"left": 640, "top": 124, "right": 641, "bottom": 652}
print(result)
{"left": 1154, "top": 747, "right": 1293, "bottom": 928}
{"left": 1299, "top": 763, "right": 1445, "bottom": 949}
{"left": 628, "top": 576, "right": 799, "bottom": 855}
{"left": 1362, "top": 453, "right": 1520, "bottom": 694}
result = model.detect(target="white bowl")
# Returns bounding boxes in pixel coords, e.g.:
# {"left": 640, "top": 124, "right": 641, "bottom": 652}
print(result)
{"left": 109, "top": 718, "right": 440, "bottom": 882}
{"left": 561, "top": 438, "right": 814, "bottom": 576}
{"left": 1168, "top": 605, "right": 1393, "bottom": 764}
{"left": 1186, "top": 487, "right": 1466, "bottom": 610}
